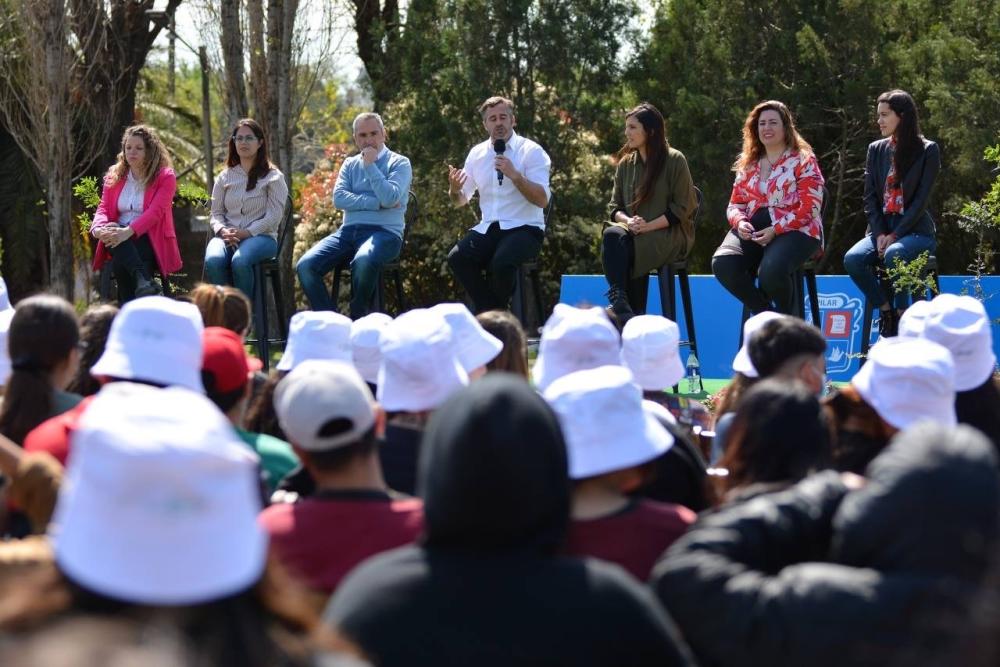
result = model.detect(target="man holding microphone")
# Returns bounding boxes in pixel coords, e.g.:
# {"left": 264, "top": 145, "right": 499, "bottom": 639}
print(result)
{"left": 447, "top": 96, "right": 551, "bottom": 313}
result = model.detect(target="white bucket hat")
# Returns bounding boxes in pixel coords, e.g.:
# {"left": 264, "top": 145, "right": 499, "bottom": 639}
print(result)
{"left": 621, "top": 315, "right": 684, "bottom": 390}
{"left": 277, "top": 311, "right": 353, "bottom": 372}
{"left": 275, "top": 360, "right": 377, "bottom": 451}
{"left": 732, "top": 311, "right": 787, "bottom": 377}
{"left": 50, "top": 383, "right": 266, "bottom": 605}
{"left": 897, "top": 299, "right": 935, "bottom": 338}
{"left": 544, "top": 365, "right": 674, "bottom": 479}
{"left": 90, "top": 296, "right": 204, "bottom": 392}
{"left": 377, "top": 308, "right": 468, "bottom": 412}
{"left": 430, "top": 303, "right": 503, "bottom": 372}
{"left": 853, "top": 337, "right": 956, "bottom": 430}
{"left": 0, "top": 309, "right": 14, "bottom": 386}
{"left": 351, "top": 312, "right": 393, "bottom": 385}
{"left": 532, "top": 304, "right": 621, "bottom": 392}
{"left": 922, "top": 294, "right": 997, "bottom": 391}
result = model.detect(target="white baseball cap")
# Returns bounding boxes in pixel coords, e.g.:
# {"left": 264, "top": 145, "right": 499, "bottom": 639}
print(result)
{"left": 90, "top": 296, "right": 204, "bottom": 392}
{"left": 621, "top": 315, "right": 684, "bottom": 390}
{"left": 532, "top": 304, "right": 621, "bottom": 391}
{"left": 277, "top": 311, "right": 353, "bottom": 372}
{"left": 0, "top": 276, "right": 11, "bottom": 311}
{"left": 50, "top": 383, "right": 266, "bottom": 605}
{"left": 544, "top": 365, "right": 674, "bottom": 479}
{"left": 922, "top": 294, "right": 997, "bottom": 391}
{"left": 351, "top": 312, "right": 393, "bottom": 385}
{"left": 0, "top": 309, "right": 14, "bottom": 386}
{"left": 853, "top": 337, "right": 956, "bottom": 430}
{"left": 897, "top": 300, "right": 934, "bottom": 338}
{"left": 430, "top": 303, "right": 503, "bottom": 372}
{"left": 732, "top": 311, "right": 787, "bottom": 377}
{"left": 377, "top": 308, "right": 468, "bottom": 412}
{"left": 275, "top": 360, "right": 377, "bottom": 451}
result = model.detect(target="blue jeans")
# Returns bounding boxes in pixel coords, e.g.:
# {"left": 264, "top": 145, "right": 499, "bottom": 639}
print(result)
{"left": 843, "top": 232, "right": 936, "bottom": 309}
{"left": 204, "top": 234, "right": 278, "bottom": 299}
{"left": 296, "top": 224, "right": 402, "bottom": 318}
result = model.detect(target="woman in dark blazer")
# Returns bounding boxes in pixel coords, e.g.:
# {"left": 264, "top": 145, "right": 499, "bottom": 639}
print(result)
{"left": 844, "top": 90, "right": 940, "bottom": 336}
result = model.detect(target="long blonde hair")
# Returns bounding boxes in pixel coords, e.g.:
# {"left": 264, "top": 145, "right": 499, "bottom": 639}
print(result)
{"left": 732, "top": 100, "right": 813, "bottom": 174}
{"left": 106, "top": 125, "right": 173, "bottom": 187}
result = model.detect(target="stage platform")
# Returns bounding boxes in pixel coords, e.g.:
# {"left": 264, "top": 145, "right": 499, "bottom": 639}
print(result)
{"left": 559, "top": 274, "right": 1000, "bottom": 383}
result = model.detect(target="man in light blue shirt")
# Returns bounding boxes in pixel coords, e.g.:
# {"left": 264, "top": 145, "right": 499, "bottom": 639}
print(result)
{"left": 297, "top": 112, "right": 412, "bottom": 319}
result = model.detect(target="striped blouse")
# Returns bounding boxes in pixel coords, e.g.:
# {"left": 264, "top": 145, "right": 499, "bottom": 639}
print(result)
{"left": 210, "top": 165, "right": 288, "bottom": 240}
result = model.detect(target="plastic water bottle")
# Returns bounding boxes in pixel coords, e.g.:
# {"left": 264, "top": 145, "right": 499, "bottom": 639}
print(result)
{"left": 686, "top": 352, "right": 701, "bottom": 394}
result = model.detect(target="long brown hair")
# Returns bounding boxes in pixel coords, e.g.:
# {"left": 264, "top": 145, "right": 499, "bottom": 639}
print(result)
{"left": 105, "top": 125, "right": 173, "bottom": 188}
{"left": 189, "top": 283, "right": 252, "bottom": 338}
{"left": 732, "top": 100, "right": 814, "bottom": 174}
{"left": 615, "top": 103, "right": 669, "bottom": 209}
{"left": 226, "top": 118, "right": 276, "bottom": 191}
{"left": 877, "top": 89, "right": 925, "bottom": 179}
{"left": 476, "top": 310, "right": 529, "bottom": 379}
{"left": 0, "top": 295, "right": 80, "bottom": 444}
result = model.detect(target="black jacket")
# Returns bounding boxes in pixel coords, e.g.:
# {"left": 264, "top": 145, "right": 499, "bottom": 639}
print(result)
{"left": 326, "top": 374, "right": 694, "bottom": 667}
{"left": 652, "top": 423, "right": 999, "bottom": 667}
{"left": 863, "top": 137, "right": 940, "bottom": 239}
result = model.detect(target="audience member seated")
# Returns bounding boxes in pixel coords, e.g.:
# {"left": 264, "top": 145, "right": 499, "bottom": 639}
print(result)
{"left": 922, "top": 294, "right": 1000, "bottom": 449}
{"left": 0, "top": 295, "right": 82, "bottom": 445}
{"left": 602, "top": 103, "right": 697, "bottom": 326}
{"left": 531, "top": 304, "right": 621, "bottom": 392}
{"left": 652, "top": 422, "right": 999, "bottom": 667}
{"left": 205, "top": 118, "right": 288, "bottom": 299}
{"left": 189, "top": 282, "right": 254, "bottom": 340}
{"left": 201, "top": 327, "right": 297, "bottom": 494}
{"left": 65, "top": 304, "right": 118, "bottom": 397}
{"left": 22, "top": 296, "right": 204, "bottom": 465}
{"left": 712, "top": 100, "right": 824, "bottom": 315}
{"left": 716, "top": 379, "right": 832, "bottom": 504}
{"left": 324, "top": 374, "right": 696, "bottom": 666}
{"left": 0, "top": 383, "right": 319, "bottom": 667}
{"left": 376, "top": 308, "right": 468, "bottom": 496}
{"left": 826, "top": 336, "right": 956, "bottom": 474}
{"left": 350, "top": 312, "right": 393, "bottom": 395}
{"left": 261, "top": 360, "right": 422, "bottom": 595}
{"left": 430, "top": 303, "right": 503, "bottom": 380}
{"left": 545, "top": 366, "right": 695, "bottom": 580}
{"left": 476, "top": 309, "right": 529, "bottom": 379}
{"left": 619, "top": 315, "right": 712, "bottom": 511}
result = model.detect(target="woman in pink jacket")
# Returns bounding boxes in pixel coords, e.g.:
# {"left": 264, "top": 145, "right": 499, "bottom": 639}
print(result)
{"left": 91, "top": 125, "right": 182, "bottom": 302}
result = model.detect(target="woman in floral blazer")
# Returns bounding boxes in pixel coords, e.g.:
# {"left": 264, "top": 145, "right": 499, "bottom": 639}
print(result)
{"left": 712, "top": 100, "right": 825, "bottom": 315}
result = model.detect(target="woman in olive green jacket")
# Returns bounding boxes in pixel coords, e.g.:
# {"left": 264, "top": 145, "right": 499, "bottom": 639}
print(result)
{"left": 602, "top": 103, "right": 697, "bottom": 326}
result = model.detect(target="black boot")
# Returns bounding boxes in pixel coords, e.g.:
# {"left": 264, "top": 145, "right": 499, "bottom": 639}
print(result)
{"left": 134, "top": 271, "right": 161, "bottom": 298}
{"left": 605, "top": 286, "right": 634, "bottom": 329}
{"left": 877, "top": 307, "right": 898, "bottom": 338}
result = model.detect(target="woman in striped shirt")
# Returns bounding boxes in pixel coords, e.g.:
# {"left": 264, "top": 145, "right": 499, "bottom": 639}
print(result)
{"left": 206, "top": 119, "right": 288, "bottom": 299}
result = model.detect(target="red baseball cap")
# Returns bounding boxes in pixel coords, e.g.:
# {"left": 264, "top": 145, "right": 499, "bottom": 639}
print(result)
{"left": 201, "top": 327, "right": 257, "bottom": 394}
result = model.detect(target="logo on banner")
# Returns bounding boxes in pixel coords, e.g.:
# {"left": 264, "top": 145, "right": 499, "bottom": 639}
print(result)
{"left": 806, "top": 292, "right": 864, "bottom": 375}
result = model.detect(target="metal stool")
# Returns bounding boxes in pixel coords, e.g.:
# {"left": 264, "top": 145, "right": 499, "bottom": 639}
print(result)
{"left": 246, "top": 197, "right": 295, "bottom": 371}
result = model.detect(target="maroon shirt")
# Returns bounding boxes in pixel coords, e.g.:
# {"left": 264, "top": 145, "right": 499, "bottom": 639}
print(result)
{"left": 563, "top": 499, "right": 696, "bottom": 581}
{"left": 259, "top": 490, "right": 423, "bottom": 593}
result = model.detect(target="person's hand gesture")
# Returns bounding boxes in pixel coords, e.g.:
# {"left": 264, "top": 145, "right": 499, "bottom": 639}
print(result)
{"left": 447, "top": 164, "right": 468, "bottom": 195}
{"left": 737, "top": 220, "right": 755, "bottom": 241}
{"left": 627, "top": 215, "right": 646, "bottom": 235}
{"left": 751, "top": 226, "right": 776, "bottom": 246}
{"left": 105, "top": 225, "right": 134, "bottom": 248}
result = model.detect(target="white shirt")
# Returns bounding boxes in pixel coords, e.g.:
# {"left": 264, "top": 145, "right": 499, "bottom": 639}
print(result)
{"left": 117, "top": 170, "right": 145, "bottom": 226}
{"left": 460, "top": 132, "right": 551, "bottom": 233}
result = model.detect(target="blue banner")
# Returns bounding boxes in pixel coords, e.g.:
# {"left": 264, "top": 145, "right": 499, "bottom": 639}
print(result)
{"left": 559, "top": 274, "right": 1000, "bottom": 382}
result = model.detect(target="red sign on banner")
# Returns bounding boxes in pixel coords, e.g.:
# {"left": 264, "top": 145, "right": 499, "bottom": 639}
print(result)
{"left": 824, "top": 310, "right": 852, "bottom": 339}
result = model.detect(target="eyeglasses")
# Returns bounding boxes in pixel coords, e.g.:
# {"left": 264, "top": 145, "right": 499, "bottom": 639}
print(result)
{"left": 233, "top": 135, "right": 259, "bottom": 143}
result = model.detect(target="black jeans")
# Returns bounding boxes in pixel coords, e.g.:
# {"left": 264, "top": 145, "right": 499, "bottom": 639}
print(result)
{"left": 108, "top": 232, "right": 156, "bottom": 302}
{"left": 447, "top": 223, "right": 544, "bottom": 313}
{"left": 712, "top": 209, "right": 820, "bottom": 315}
{"left": 601, "top": 225, "right": 649, "bottom": 312}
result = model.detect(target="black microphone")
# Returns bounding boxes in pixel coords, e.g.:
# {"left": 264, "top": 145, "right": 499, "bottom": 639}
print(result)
{"left": 493, "top": 139, "right": 506, "bottom": 186}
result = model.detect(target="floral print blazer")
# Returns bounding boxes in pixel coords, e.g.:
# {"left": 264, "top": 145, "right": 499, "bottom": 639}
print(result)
{"left": 725, "top": 150, "right": 825, "bottom": 241}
